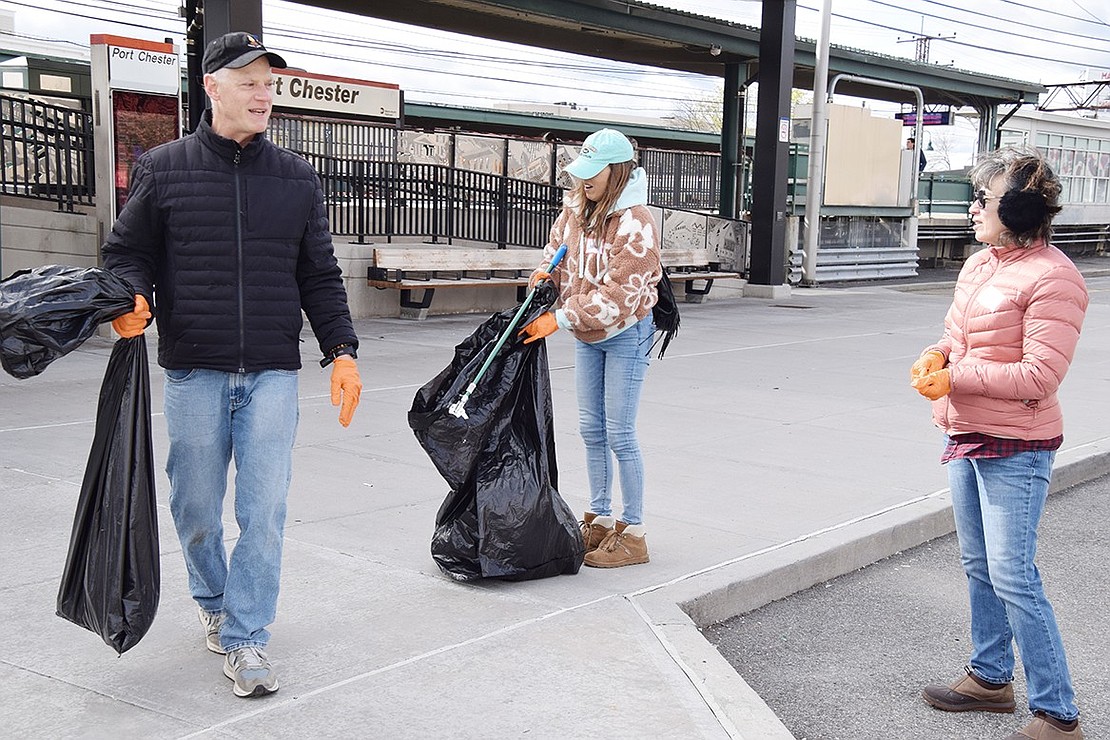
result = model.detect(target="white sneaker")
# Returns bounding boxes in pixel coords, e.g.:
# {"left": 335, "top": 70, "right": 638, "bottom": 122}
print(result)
{"left": 197, "top": 607, "right": 225, "bottom": 655}
{"left": 223, "top": 645, "right": 279, "bottom": 698}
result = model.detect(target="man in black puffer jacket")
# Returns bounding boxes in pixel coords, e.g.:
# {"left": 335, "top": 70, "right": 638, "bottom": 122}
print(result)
{"left": 103, "top": 32, "right": 362, "bottom": 699}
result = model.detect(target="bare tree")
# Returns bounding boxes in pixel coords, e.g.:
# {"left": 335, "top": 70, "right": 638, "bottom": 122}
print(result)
{"left": 669, "top": 85, "right": 814, "bottom": 134}
{"left": 926, "top": 130, "right": 956, "bottom": 171}
{"left": 670, "top": 85, "right": 724, "bottom": 132}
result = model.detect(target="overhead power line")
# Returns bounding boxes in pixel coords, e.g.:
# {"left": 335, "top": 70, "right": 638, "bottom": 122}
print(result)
{"left": 0, "top": 0, "right": 181, "bottom": 36}
{"left": 997, "top": 0, "right": 1109, "bottom": 25}
{"left": 1066, "top": 0, "right": 1108, "bottom": 24}
{"left": 5, "top": 0, "right": 1107, "bottom": 112}
{"left": 0, "top": 0, "right": 711, "bottom": 108}
{"left": 0, "top": 27, "right": 88, "bottom": 48}
{"left": 265, "top": 24, "right": 708, "bottom": 81}
{"left": 890, "top": 0, "right": 1110, "bottom": 47}
{"left": 797, "top": 1, "right": 1109, "bottom": 72}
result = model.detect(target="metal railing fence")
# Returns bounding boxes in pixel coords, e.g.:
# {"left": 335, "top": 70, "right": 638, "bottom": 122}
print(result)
{"left": 268, "top": 113, "right": 395, "bottom": 161}
{"left": 300, "top": 152, "right": 563, "bottom": 248}
{"left": 0, "top": 93, "right": 94, "bottom": 210}
{"left": 640, "top": 148, "right": 721, "bottom": 211}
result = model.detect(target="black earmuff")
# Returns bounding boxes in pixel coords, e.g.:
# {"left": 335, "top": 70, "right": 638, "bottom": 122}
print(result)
{"left": 996, "top": 159, "right": 1051, "bottom": 238}
{"left": 997, "top": 189, "right": 1048, "bottom": 237}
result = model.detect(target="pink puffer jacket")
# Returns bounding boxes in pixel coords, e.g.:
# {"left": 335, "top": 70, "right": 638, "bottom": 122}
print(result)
{"left": 926, "top": 241, "right": 1088, "bottom": 440}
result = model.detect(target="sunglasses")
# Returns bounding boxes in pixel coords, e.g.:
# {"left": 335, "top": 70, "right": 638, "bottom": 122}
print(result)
{"left": 973, "top": 189, "right": 1000, "bottom": 208}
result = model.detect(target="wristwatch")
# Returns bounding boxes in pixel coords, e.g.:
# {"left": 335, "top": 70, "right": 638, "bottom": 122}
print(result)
{"left": 320, "top": 342, "right": 358, "bottom": 368}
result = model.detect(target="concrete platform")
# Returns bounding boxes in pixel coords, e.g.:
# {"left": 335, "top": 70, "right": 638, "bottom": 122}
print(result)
{"left": 2, "top": 257, "right": 1108, "bottom": 738}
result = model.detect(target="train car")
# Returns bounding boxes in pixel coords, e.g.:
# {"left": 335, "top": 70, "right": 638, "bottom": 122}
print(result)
{"left": 999, "top": 108, "right": 1110, "bottom": 250}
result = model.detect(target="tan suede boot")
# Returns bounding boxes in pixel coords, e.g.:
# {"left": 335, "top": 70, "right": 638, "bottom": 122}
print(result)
{"left": 580, "top": 512, "right": 615, "bottom": 554}
{"left": 584, "top": 521, "right": 648, "bottom": 568}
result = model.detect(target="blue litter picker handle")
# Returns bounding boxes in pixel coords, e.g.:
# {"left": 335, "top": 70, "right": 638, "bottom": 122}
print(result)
{"left": 447, "top": 245, "right": 567, "bottom": 419}
{"left": 544, "top": 243, "right": 568, "bottom": 275}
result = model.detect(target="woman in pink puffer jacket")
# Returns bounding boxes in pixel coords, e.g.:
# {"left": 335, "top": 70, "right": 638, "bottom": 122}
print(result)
{"left": 912, "top": 147, "right": 1089, "bottom": 740}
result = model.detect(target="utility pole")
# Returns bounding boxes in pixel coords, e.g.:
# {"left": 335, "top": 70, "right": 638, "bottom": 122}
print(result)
{"left": 801, "top": 0, "right": 831, "bottom": 286}
{"left": 896, "top": 18, "right": 955, "bottom": 64}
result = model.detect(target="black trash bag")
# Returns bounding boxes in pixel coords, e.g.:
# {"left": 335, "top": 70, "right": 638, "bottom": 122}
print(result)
{"left": 0, "top": 265, "right": 135, "bottom": 379}
{"left": 57, "top": 335, "right": 159, "bottom": 654}
{"left": 410, "top": 283, "right": 585, "bottom": 581}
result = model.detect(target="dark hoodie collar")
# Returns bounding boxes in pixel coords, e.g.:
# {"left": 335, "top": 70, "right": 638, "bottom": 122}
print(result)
{"left": 196, "top": 109, "right": 267, "bottom": 162}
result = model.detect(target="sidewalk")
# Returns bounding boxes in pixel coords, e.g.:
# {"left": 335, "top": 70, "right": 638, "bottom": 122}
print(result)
{"left": 706, "top": 473, "right": 1110, "bottom": 739}
{"left": 2, "top": 258, "right": 1108, "bottom": 738}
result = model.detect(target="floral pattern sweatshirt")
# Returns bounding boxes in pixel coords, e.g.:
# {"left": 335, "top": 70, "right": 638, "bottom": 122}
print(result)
{"left": 537, "top": 168, "right": 662, "bottom": 344}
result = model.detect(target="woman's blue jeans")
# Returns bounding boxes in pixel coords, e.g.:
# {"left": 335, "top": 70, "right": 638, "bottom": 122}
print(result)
{"left": 163, "top": 368, "right": 299, "bottom": 652}
{"left": 947, "top": 449, "right": 1079, "bottom": 721}
{"left": 575, "top": 317, "right": 653, "bottom": 526}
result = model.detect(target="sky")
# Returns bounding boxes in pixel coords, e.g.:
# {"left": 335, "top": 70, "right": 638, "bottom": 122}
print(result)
{"left": 1, "top": 0, "right": 1108, "bottom": 166}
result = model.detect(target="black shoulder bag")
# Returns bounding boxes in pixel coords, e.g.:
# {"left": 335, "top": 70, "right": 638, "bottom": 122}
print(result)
{"left": 651, "top": 268, "right": 680, "bottom": 359}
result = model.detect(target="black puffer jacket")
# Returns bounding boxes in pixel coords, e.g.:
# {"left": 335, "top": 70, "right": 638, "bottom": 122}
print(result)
{"left": 102, "top": 113, "right": 356, "bottom": 372}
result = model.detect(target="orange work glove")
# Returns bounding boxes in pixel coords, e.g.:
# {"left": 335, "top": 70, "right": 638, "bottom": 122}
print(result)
{"left": 112, "top": 294, "right": 151, "bottom": 338}
{"left": 910, "top": 350, "right": 945, "bottom": 380}
{"left": 330, "top": 355, "right": 362, "bottom": 427}
{"left": 911, "top": 368, "right": 951, "bottom": 400}
{"left": 528, "top": 270, "right": 551, "bottom": 290}
{"left": 519, "top": 312, "right": 558, "bottom": 344}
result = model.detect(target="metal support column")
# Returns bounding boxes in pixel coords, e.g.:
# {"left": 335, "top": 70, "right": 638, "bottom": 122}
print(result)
{"left": 202, "top": 0, "right": 263, "bottom": 42}
{"left": 184, "top": 0, "right": 204, "bottom": 132}
{"left": 719, "top": 62, "right": 742, "bottom": 219}
{"left": 976, "top": 102, "right": 998, "bottom": 158}
{"left": 801, "top": 0, "right": 831, "bottom": 286}
{"left": 748, "top": 0, "right": 795, "bottom": 291}
{"left": 186, "top": 0, "right": 265, "bottom": 131}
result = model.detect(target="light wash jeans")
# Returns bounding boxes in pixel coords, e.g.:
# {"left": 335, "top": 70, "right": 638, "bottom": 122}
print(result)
{"left": 947, "top": 448, "right": 1079, "bottom": 722}
{"left": 163, "top": 368, "right": 299, "bottom": 652}
{"left": 575, "top": 316, "right": 653, "bottom": 526}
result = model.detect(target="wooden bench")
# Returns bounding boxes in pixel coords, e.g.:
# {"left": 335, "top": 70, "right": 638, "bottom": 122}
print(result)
{"left": 368, "top": 248, "right": 541, "bottom": 319}
{"left": 660, "top": 247, "right": 743, "bottom": 304}
{"left": 368, "top": 246, "right": 742, "bottom": 318}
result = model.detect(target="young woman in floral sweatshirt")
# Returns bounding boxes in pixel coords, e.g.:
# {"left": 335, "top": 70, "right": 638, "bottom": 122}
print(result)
{"left": 520, "top": 128, "right": 662, "bottom": 568}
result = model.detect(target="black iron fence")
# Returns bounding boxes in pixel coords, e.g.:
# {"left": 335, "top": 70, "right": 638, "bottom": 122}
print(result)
{"left": 303, "top": 152, "right": 563, "bottom": 248}
{"left": 269, "top": 113, "right": 395, "bottom": 161}
{"left": 1, "top": 100, "right": 722, "bottom": 237}
{"left": 0, "top": 93, "right": 94, "bottom": 210}
{"left": 641, "top": 148, "right": 721, "bottom": 211}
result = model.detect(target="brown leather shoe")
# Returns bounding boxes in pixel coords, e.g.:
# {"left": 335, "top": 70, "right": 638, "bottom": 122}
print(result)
{"left": 922, "top": 667, "right": 1016, "bottom": 713}
{"left": 583, "top": 521, "right": 648, "bottom": 568}
{"left": 580, "top": 512, "right": 614, "bottom": 554}
{"left": 1004, "top": 712, "right": 1084, "bottom": 739}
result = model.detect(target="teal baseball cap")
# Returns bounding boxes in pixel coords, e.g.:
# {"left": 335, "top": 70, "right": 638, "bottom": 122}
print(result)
{"left": 564, "top": 128, "right": 635, "bottom": 180}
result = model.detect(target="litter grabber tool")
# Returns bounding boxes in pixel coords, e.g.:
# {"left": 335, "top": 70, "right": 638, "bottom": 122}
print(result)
{"left": 447, "top": 243, "right": 567, "bottom": 419}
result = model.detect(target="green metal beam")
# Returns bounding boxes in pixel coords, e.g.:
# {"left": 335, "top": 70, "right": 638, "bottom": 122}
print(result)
{"left": 302, "top": 0, "right": 1045, "bottom": 107}
{"left": 403, "top": 102, "right": 721, "bottom": 148}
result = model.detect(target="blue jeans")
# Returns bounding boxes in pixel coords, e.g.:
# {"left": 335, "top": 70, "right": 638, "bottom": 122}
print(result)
{"left": 947, "top": 449, "right": 1079, "bottom": 721}
{"left": 164, "top": 368, "right": 299, "bottom": 651}
{"left": 575, "top": 317, "right": 653, "bottom": 526}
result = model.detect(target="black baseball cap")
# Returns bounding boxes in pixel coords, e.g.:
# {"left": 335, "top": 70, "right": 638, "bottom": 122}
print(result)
{"left": 202, "top": 32, "right": 287, "bottom": 75}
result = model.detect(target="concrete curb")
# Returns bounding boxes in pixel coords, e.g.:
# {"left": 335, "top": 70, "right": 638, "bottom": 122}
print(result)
{"left": 632, "top": 441, "right": 1110, "bottom": 739}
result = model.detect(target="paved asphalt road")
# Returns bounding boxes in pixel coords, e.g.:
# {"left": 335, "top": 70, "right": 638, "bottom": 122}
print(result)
{"left": 705, "top": 473, "right": 1110, "bottom": 740}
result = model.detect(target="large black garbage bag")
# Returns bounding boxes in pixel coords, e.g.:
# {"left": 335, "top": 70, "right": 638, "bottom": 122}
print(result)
{"left": 57, "top": 335, "right": 159, "bottom": 654}
{"left": 410, "top": 284, "right": 585, "bottom": 581}
{"left": 0, "top": 265, "right": 134, "bottom": 379}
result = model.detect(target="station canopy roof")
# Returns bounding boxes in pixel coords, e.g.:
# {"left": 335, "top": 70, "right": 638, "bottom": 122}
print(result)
{"left": 304, "top": 0, "right": 1044, "bottom": 108}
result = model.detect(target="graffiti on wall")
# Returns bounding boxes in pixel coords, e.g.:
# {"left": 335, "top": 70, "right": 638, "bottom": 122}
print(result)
{"left": 455, "top": 135, "right": 504, "bottom": 174}
{"left": 398, "top": 131, "right": 451, "bottom": 165}
{"left": 507, "top": 139, "right": 551, "bottom": 183}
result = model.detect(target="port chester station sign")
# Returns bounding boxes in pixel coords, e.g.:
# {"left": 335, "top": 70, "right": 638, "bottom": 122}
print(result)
{"left": 272, "top": 69, "right": 401, "bottom": 120}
